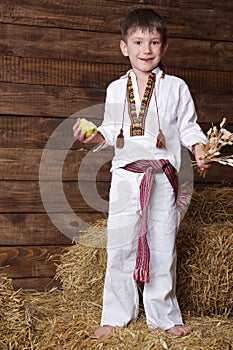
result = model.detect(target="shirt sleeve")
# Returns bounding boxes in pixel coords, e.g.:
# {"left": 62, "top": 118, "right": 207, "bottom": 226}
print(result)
{"left": 97, "top": 84, "right": 119, "bottom": 147}
{"left": 177, "top": 81, "right": 207, "bottom": 149}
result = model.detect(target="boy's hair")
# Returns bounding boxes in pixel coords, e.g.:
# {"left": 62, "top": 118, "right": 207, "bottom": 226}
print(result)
{"left": 121, "top": 8, "right": 167, "bottom": 45}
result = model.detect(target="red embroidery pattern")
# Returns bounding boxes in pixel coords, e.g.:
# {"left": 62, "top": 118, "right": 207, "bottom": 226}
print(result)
{"left": 127, "top": 72, "right": 156, "bottom": 137}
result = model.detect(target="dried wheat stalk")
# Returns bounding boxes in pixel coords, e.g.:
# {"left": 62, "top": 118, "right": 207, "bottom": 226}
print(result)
{"left": 193, "top": 118, "right": 233, "bottom": 177}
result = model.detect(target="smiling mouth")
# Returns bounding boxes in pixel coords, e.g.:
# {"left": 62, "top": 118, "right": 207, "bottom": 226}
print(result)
{"left": 140, "top": 58, "right": 154, "bottom": 61}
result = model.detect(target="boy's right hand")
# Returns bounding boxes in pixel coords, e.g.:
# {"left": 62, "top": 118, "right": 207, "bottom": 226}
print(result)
{"left": 73, "top": 118, "right": 104, "bottom": 144}
{"left": 73, "top": 118, "right": 87, "bottom": 142}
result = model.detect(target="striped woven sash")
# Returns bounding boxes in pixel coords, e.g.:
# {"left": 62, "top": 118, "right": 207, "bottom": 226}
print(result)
{"left": 123, "top": 159, "right": 190, "bottom": 283}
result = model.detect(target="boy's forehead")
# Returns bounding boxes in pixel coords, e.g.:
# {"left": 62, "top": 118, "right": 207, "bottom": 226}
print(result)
{"left": 128, "top": 27, "right": 161, "bottom": 38}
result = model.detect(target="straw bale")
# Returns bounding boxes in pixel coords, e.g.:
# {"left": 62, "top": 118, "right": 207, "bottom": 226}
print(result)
{"left": 176, "top": 186, "right": 233, "bottom": 316}
{"left": 55, "top": 241, "right": 106, "bottom": 305}
{"left": 0, "top": 251, "right": 232, "bottom": 349}
{"left": 182, "top": 186, "right": 233, "bottom": 225}
{"left": 28, "top": 243, "right": 233, "bottom": 349}
{"left": 0, "top": 186, "right": 232, "bottom": 349}
{"left": 0, "top": 275, "right": 33, "bottom": 349}
{"left": 68, "top": 186, "right": 233, "bottom": 317}
{"left": 176, "top": 222, "right": 233, "bottom": 316}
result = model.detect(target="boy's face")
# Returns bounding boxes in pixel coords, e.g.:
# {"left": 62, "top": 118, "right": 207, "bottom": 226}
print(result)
{"left": 120, "top": 28, "right": 168, "bottom": 77}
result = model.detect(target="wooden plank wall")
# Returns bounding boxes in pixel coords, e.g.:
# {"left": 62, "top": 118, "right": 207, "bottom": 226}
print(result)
{"left": 0, "top": 0, "right": 232, "bottom": 291}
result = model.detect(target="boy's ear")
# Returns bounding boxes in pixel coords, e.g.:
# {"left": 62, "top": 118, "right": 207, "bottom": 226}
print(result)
{"left": 161, "top": 41, "right": 168, "bottom": 56}
{"left": 120, "top": 40, "right": 128, "bottom": 57}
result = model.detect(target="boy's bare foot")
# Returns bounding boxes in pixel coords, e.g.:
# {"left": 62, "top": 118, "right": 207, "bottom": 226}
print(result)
{"left": 166, "top": 325, "right": 193, "bottom": 337}
{"left": 94, "top": 325, "right": 114, "bottom": 340}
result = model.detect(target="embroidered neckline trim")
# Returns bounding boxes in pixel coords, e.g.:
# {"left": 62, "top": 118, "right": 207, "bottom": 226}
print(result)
{"left": 127, "top": 72, "right": 155, "bottom": 137}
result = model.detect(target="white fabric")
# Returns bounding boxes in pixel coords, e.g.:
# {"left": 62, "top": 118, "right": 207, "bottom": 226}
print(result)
{"left": 98, "top": 67, "right": 207, "bottom": 172}
{"left": 100, "top": 168, "right": 183, "bottom": 330}
{"left": 97, "top": 68, "right": 206, "bottom": 330}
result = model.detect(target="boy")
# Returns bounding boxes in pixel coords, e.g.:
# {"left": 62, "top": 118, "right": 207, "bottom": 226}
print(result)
{"left": 73, "top": 9, "right": 209, "bottom": 339}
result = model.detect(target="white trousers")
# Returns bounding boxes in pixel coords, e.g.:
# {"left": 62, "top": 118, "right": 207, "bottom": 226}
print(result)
{"left": 100, "top": 168, "right": 183, "bottom": 330}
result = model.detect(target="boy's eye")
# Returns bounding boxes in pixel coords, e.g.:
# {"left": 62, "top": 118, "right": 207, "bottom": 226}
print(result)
{"left": 152, "top": 41, "right": 160, "bottom": 45}
{"left": 135, "top": 41, "right": 142, "bottom": 45}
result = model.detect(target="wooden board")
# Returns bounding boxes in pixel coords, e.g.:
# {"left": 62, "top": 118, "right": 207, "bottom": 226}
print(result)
{"left": 0, "top": 245, "right": 63, "bottom": 278}
{"left": 1, "top": 117, "right": 233, "bottom": 150}
{"left": 0, "top": 176, "right": 232, "bottom": 215}
{"left": 0, "top": 212, "right": 104, "bottom": 245}
{"left": 0, "top": 82, "right": 105, "bottom": 117}
{"left": 1, "top": 56, "right": 232, "bottom": 94}
{"left": 0, "top": 1, "right": 232, "bottom": 41}
{"left": 0, "top": 23, "right": 232, "bottom": 70}
{"left": 0, "top": 148, "right": 112, "bottom": 181}
{"left": 0, "top": 84, "right": 232, "bottom": 119}
{"left": 0, "top": 55, "right": 128, "bottom": 88}
{"left": 0, "top": 116, "right": 64, "bottom": 149}
{"left": 114, "top": 0, "right": 233, "bottom": 11}
{"left": 0, "top": 180, "right": 110, "bottom": 213}
{"left": 12, "top": 277, "right": 61, "bottom": 291}
{"left": 0, "top": 148, "right": 233, "bottom": 182}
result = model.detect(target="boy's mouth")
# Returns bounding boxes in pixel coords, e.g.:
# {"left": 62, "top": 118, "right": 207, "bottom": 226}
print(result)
{"left": 140, "top": 58, "right": 154, "bottom": 62}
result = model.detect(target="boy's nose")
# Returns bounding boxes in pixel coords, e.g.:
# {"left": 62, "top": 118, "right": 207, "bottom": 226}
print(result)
{"left": 144, "top": 43, "right": 152, "bottom": 54}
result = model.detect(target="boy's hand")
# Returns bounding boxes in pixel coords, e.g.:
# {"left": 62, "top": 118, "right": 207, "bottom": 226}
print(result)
{"left": 73, "top": 118, "right": 104, "bottom": 144}
{"left": 193, "top": 143, "right": 211, "bottom": 171}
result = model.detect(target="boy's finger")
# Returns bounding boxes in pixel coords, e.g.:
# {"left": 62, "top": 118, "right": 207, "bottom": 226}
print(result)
{"left": 82, "top": 132, "right": 96, "bottom": 143}
{"left": 78, "top": 130, "right": 88, "bottom": 142}
{"left": 72, "top": 118, "right": 80, "bottom": 132}
{"left": 73, "top": 126, "right": 82, "bottom": 138}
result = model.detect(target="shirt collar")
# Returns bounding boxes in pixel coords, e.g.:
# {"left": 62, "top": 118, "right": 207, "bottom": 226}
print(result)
{"left": 120, "top": 66, "right": 162, "bottom": 79}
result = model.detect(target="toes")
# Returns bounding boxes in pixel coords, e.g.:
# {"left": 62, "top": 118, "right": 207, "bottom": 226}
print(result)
{"left": 94, "top": 326, "right": 114, "bottom": 340}
{"left": 183, "top": 326, "right": 193, "bottom": 335}
{"left": 166, "top": 325, "right": 193, "bottom": 337}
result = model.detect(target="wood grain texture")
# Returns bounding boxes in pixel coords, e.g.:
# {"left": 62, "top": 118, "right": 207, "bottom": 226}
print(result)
{"left": 0, "top": 82, "right": 105, "bottom": 117}
{"left": 12, "top": 277, "right": 61, "bottom": 291}
{"left": 0, "top": 116, "right": 64, "bottom": 149}
{"left": 2, "top": 116, "right": 232, "bottom": 150}
{"left": 0, "top": 213, "right": 71, "bottom": 245}
{"left": 0, "top": 0, "right": 232, "bottom": 41}
{"left": 163, "top": 38, "right": 233, "bottom": 71}
{"left": 114, "top": 0, "right": 233, "bottom": 10}
{"left": 1, "top": 56, "right": 232, "bottom": 94}
{"left": 0, "top": 23, "right": 232, "bottom": 70}
{"left": 0, "top": 115, "right": 98, "bottom": 151}
{"left": 0, "top": 180, "right": 110, "bottom": 213}
{"left": 193, "top": 94, "right": 233, "bottom": 123}
{"left": 0, "top": 148, "right": 112, "bottom": 181}
{"left": 0, "top": 83, "right": 232, "bottom": 119}
{"left": 0, "top": 212, "right": 105, "bottom": 245}
{"left": 0, "top": 147, "right": 233, "bottom": 182}
{"left": 0, "top": 172, "right": 231, "bottom": 216}
{"left": 0, "top": 115, "right": 91, "bottom": 150}
{"left": 0, "top": 245, "right": 62, "bottom": 278}
{"left": 0, "top": 55, "right": 129, "bottom": 88}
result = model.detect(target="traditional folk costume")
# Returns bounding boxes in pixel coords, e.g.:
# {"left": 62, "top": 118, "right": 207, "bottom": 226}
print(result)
{"left": 97, "top": 67, "right": 206, "bottom": 330}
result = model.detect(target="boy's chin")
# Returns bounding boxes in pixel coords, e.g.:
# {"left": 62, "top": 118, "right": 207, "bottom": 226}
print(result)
{"left": 138, "top": 63, "right": 159, "bottom": 72}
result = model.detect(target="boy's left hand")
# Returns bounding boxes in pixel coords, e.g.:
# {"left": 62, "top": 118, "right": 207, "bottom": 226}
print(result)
{"left": 193, "top": 143, "right": 211, "bottom": 171}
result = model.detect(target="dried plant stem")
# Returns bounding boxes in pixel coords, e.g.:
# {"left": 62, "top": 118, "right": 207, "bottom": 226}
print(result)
{"left": 193, "top": 118, "right": 233, "bottom": 177}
